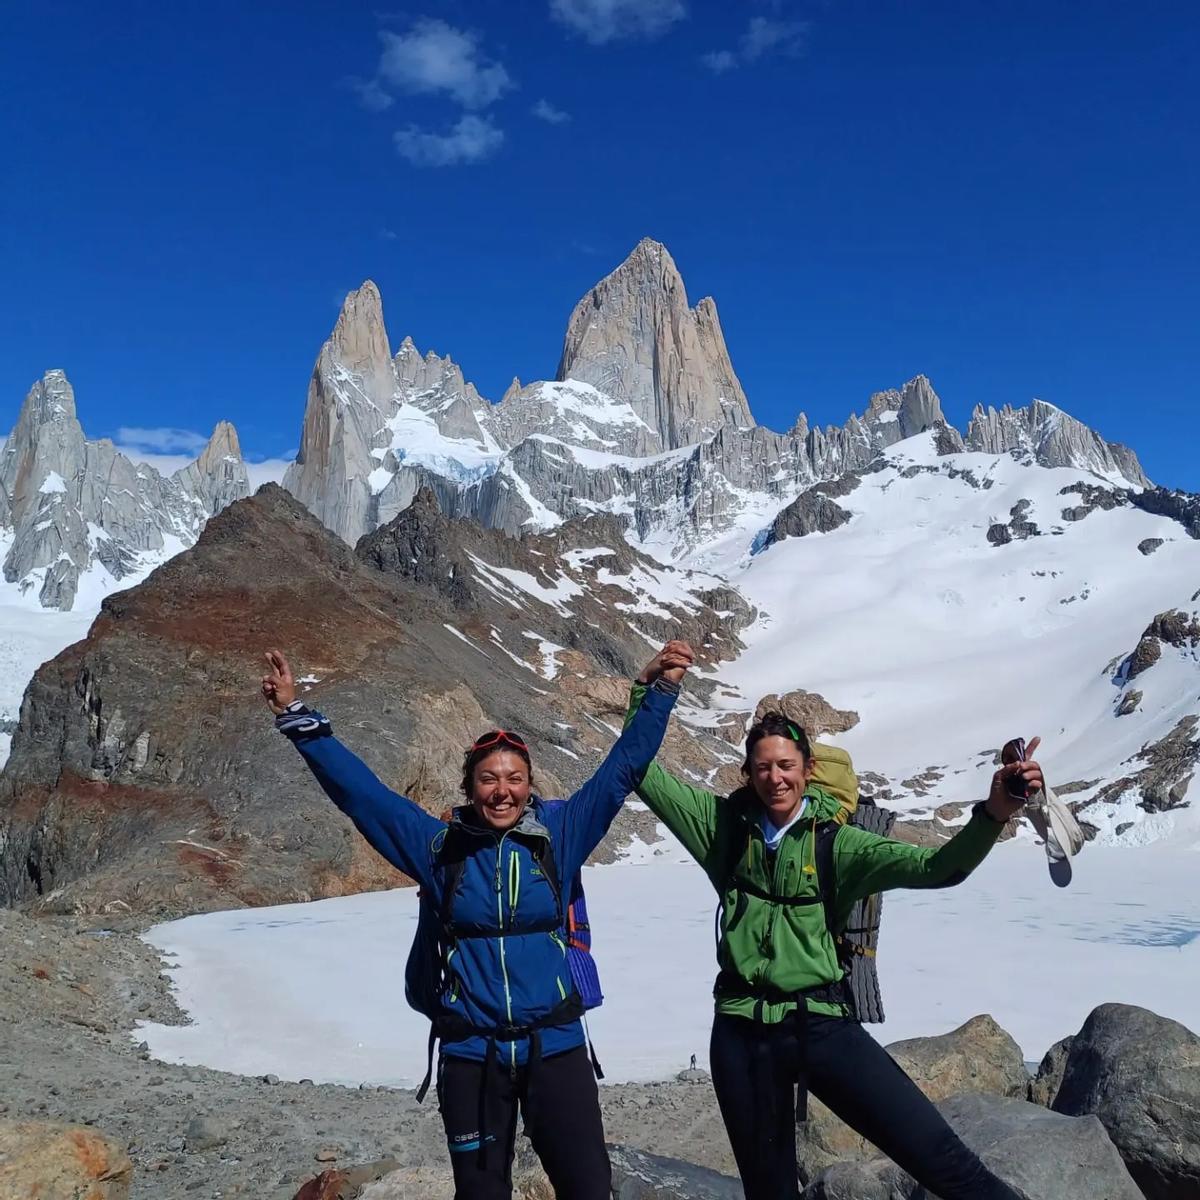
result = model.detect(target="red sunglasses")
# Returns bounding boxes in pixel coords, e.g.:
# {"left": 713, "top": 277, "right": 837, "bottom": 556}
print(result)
{"left": 467, "top": 729, "right": 528, "bottom": 756}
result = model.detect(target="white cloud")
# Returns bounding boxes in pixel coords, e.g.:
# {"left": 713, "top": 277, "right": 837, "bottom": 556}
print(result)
{"left": 701, "top": 49, "right": 737, "bottom": 74}
{"left": 394, "top": 114, "right": 504, "bottom": 167}
{"left": 703, "top": 15, "right": 808, "bottom": 73}
{"left": 350, "top": 77, "right": 395, "bottom": 113}
{"left": 378, "top": 19, "right": 512, "bottom": 109}
{"left": 532, "top": 98, "right": 571, "bottom": 125}
{"left": 743, "top": 15, "right": 808, "bottom": 59}
{"left": 115, "top": 426, "right": 210, "bottom": 455}
{"left": 246, "top": 458, "right": 292, "bottom": 490}
{"left": 114, "top": 440, "right": 293, "bottom": 489}
{"left": 114, "top": 449, "right": 195, "bottom": 477}
{"left": 550, "top": 0, "right": 686, "bottom": 44}
{"left": 379, "top": 228, "right": 398, "bottom": 240}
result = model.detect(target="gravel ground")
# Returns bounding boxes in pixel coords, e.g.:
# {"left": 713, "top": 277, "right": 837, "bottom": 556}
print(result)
{"left": 0, "top": 909, "right": 734, "bottom": 1198}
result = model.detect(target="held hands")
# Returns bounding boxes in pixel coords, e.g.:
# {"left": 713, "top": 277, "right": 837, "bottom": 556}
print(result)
{"left": 986, "top": 735, "right": 1044, "bottom": 822}
{"left": 637, "top": 639, "right": 695, "bottom": 687}
{"left": 261, "top": 649, "right": 297, "bottom": 714}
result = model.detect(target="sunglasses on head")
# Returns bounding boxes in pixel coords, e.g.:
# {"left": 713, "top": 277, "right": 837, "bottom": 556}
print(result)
{"left": 786, "top": 722, "right": 803, "bottom": 742}
{"left": 467, "top": 728, "right": 528, "bottom": 756}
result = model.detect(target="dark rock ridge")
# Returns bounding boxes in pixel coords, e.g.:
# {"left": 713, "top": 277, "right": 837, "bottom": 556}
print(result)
{"left": 1076, "top": 715, "right": 1198, "bottom": 819}
{"left": 762, "top": 477, "right": 859, "bottom": 548}
{"left": 1121, "top": 608, "right": 1200, "bottom": 682}
{"left": 0, "top": 485, "right": 750, "bottom": 918}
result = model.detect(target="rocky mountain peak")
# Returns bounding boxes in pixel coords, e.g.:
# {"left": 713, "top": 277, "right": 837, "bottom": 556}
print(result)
{"left": 863, "top": 375, "right": 948, "bottom": 444}
{"left": 392, "top": 337, "right": 488, "bottom": 419}
{"left": 1, "top": 372, "right": 87, "bottom": 522}
{"left": 283, "top": 283, "right": 402, "bottom": 544}
{"left": 328, "top": 281, "right": 393, "bottom": 407}
{"left": 199, "top": 420, "right": 242, "bottom": 464}
{"left": 965, "top": 399, "right": 1148, "bottom": 487}
{"left": 17, "top": 369, "right": 78, "bottom": 426}
{"left": 0, "top": 372, "right": 252, "bottom": 610}
{"left": 555, "top": 239, "right": 754, "bottom": 450}
{"left": 172, "top": 421, "right": 250, "bottom": 517}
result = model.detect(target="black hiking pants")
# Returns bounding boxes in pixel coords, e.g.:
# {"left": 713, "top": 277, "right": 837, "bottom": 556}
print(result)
{"left": 438, "top": 1043, "right": 610, "bottom": 1199}
{"left": 710, "top": 1012, "right": 1025, "bottom": 1200}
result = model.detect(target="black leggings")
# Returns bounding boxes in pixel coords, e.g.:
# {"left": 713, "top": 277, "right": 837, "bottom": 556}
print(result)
{"left": 438, "top": 1044, "right": 610, "bottom": 1199}
{"left": 710, "top": 1012, "right": 1025, "bottom": 1200}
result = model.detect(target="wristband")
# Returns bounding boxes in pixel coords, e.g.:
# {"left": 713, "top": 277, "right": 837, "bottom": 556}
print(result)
{"left": 275, "top": 700, "right": 332, "bottom": 740}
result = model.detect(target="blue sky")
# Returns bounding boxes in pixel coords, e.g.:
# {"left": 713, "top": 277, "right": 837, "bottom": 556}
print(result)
{"left": 2, "top": 0, "right": 1197, "bottom": 487}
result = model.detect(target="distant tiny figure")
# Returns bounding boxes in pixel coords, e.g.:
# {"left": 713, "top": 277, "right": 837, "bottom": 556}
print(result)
{"left": 690, "top": 1054, "right": 697, "bottom": 1070}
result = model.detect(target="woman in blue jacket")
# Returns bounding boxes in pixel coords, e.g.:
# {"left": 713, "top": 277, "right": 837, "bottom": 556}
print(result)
{"left": 260, "top": 643, "right": 688, "bottom": 1200}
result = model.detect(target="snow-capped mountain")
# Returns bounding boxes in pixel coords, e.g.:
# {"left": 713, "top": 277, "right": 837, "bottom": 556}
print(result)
{"left": 0, "top": 370, "right": 252, "bottom": 757}
{"left": 712, "top": 434, "right": 1199, "bottom": 846}
{"left": 0, "top": 371, "right": 250, "bottom": 612}
{"left": 2, "top": 238, "right": 1196, "bottom": 855}
{"left": 284, "top": 240, "right": 1149, "bottom": 560}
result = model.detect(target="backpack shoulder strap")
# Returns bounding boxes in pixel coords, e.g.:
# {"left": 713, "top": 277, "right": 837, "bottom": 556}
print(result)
{"left": 434, "top": 824, "right": 471, "bottom": 930}
{"left": 815, "top": 819, "right": 842, "bottom": 938}
{"left": 532, "top": 836, "right": 563, "bottom": 917}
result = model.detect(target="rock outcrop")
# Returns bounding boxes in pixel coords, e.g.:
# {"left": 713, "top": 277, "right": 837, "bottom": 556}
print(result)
{"left": 0, "top": 1119, "right": 133, "bottom": 1198}
{"left": 763, "top": 478, "right": 857, "bottom": 546}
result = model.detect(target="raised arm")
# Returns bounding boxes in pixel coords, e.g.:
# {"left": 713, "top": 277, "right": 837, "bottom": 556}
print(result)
{"left": 833, "top": 745, "right": 1046, "bottom": 912}
{"left": 555, "top": 672, "right": 681, "bottom": 877}
{"left": 621, "top": 643, "right": 724, "bottom": 880}
{"left": 262, "top": 650, "right": 443, "bottom": 889}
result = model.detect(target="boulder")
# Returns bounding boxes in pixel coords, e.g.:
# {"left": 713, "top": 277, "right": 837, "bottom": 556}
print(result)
{"left": 1028, "top": 1036, "right": 1074, "bottom": 1107}
{"left": 1052, "top": 1003, "right": 1200, "bottom": 1200}
{"left": 798, "top": 1014, "right": 1028, "bottom": 1181}
{"left": 804, "top": 1093, "right": 1143, "bottom": 1199}
{"left": 0, "top": 1119, "right": 133, "bottom": 1199}
{"left": 888, "top": 1014, "right": 1029, "bottom": 1101}
{"left": 608, "top": 1144, "right": 742, "bottom": 1197}
{"left": 328, "top": 1145, "right": 741, "bottom": 1200}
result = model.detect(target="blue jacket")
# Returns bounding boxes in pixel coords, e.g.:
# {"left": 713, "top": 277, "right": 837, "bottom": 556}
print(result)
{"left": 288, "top": 682, "right": 677, "bottom": 1067}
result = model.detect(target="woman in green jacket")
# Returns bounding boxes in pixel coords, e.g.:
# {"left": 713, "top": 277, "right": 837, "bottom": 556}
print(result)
{"left": 628, "top": 642, "right": 1034, "bottom": 1200}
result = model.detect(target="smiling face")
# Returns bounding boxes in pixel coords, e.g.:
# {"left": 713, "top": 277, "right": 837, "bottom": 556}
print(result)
{"left": 748, "top": 734, "right": 815, "bottom": 826}
{"left": 469, "top": 749, "right": 533, "bottom": 831}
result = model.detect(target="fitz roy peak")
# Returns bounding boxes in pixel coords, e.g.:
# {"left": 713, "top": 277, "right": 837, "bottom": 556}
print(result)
{"left": 554, "top": 236, "right": 754, "bottom": 449}
{"left": 0, "top": 370, "right": 250, "bottom": 610}
{"left": 282, "top": 239, "right": 1148, "bottom": 554}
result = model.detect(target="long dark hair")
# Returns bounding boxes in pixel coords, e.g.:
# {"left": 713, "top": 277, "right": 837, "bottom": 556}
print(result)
{"left": 742, "top": 711, "right": 812, "bottom": 777}
{"left": 461, "top": 732, "right": 534, "bottom": 798}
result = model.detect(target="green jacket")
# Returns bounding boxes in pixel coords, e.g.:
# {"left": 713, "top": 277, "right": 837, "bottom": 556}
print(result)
{"left": 625, "top": 683, "right": 1004, "bottom": 1022}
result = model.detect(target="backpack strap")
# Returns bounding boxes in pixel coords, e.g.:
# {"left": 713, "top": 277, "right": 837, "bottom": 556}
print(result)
{"left": 435, "top": 825, "right": 472, "bottom": 930}
{"left": 814, "top": 819, "right": 842, "bottom": 941}
{"left": 529, "top": 831, "right": 563, "bottom": 920}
